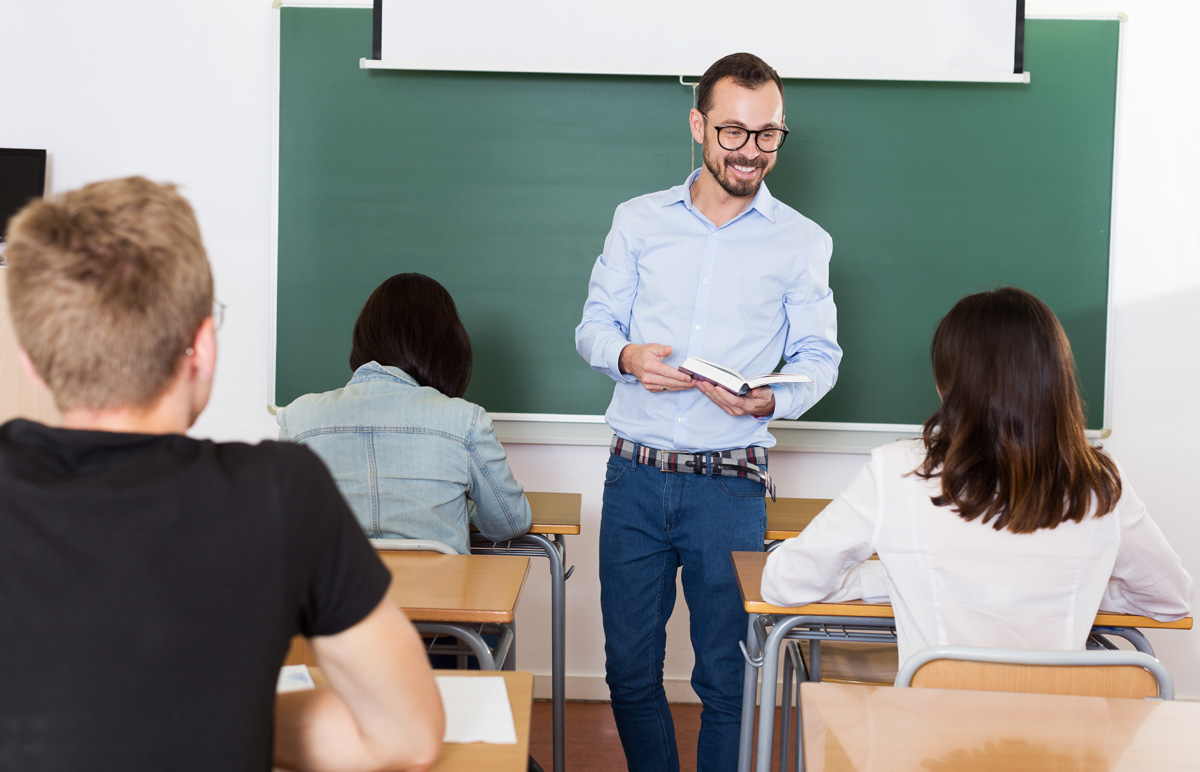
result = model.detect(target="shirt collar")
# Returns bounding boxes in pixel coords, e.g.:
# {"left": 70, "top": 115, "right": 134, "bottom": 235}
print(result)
{"left": 665, "top": 168, "right": 777, "bottom": 224}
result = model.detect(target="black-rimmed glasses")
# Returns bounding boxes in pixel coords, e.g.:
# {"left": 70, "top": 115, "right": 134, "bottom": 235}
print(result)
{"left": 702, "top": 114, "right": 789, "bottom": 153}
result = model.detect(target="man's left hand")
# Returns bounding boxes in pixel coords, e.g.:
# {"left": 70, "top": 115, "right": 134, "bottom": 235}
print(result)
{"left": 695, "top": 382, "right": 775, "bottom": 418}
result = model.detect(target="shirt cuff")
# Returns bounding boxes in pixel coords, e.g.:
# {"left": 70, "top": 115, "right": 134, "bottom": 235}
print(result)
{"left": 769, "top": 382, "right": 806, "bottom": 420}
{"left": 607, "top": 338, "right": 638, "bottom": 383}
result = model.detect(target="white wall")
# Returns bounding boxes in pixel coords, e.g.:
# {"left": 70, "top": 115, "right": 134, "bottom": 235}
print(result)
{"left": 3, "top": 0, "right": 1198, "bottom": 699}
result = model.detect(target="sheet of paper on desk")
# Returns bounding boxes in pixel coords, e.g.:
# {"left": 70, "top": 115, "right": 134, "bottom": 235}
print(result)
{"left": 435, "top": 675, "right": 517, "bottom": 744}
{"left": 277, "top": 664, "right": 316, "bottom": 693}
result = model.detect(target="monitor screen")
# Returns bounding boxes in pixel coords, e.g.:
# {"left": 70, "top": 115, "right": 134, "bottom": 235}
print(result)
{"left": 0, "top": 149, "right": 47, "bottom": 243}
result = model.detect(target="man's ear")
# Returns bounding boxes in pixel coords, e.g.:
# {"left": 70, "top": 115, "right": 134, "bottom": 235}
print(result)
{"left": 17, "top": 349, "right": 50, "bottom": 392}
{"left": 187, "top": 317, "right": 217, "bottom": 384}
{"left": 689, "top": 108, "right": 706, "bottom": 145}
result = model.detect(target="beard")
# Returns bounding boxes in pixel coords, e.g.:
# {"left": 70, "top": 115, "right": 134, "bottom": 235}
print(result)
{"left": 703, "top": 141, "right": 772, "bottom": 198}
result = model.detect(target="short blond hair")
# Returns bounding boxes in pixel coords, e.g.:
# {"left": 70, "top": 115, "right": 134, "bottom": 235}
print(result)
{"left": 3, "top": 176, "right": 213, "bottom": 411}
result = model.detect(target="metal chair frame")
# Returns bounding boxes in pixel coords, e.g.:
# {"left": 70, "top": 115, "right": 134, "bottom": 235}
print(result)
{"left": 894, "top": 645, "right": 1175, "bottom": 700}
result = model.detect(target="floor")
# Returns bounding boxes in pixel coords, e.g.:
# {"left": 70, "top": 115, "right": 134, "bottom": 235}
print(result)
{"left": 527, "top": 699, "right": 787, "bottom": 772}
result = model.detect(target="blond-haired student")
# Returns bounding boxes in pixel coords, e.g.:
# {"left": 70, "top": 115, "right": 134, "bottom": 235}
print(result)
{"left": 0, "top": 177, "right": 442, "bottom": 772}
{"left": 763, "top": 287, "right": 1192, "bottom": 666}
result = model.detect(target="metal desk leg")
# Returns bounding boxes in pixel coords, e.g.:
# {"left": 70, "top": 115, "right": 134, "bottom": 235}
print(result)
{"left": 471, "top": 533, "right": 570, "bottom": 772}
{"left": 416, "top": 622, "right": 513, "bottom": 670}
{"left": 737, "top": 615, "right": 763, "bottom": 772}
{"left": 527, "top": 534, "right": 567, "bottom": 772}
{"left": 1092, "top": 626, "right": 1154, "bottom": 655}
{"left": 755, "top": 617, "right": 810, "bottom": 772}
{"left": 779, "top": 640, "right": 806, "bottom": 772}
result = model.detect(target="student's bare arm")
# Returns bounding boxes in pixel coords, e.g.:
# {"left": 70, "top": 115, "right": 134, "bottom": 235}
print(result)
{"left": 274, "top": 597, "right": 444, "bottom": 772}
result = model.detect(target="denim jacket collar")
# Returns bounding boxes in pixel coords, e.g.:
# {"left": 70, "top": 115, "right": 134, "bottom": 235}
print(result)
{"left": 348, "top": 361, "right": 419, "bottom": 388}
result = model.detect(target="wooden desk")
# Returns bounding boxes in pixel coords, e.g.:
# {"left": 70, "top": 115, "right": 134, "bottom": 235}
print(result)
{"left": 733, "top": 550, "right": 1195, "bottom": 630}
{"left": 525, "top": 492, "right": 582, "bottom": 535}
{"left": 302, "top": 668, "right": 534, "bottom": 772}
{"left": 731, "top": 550, "right": 1194, "bottom": 772}
{"left": 765, "top": 497, "right": 831, "bottom": 542}
{"left": 376, "top": 552, "right": 529, "bottom": 625}
{"left": 471, "top": 490, "right": 581, "bottom": 772}
{"left": 801, "top": 681, "right": 1200, "bottom": 771}
{"left": 286, "top": 553, "right": 530, "bottom": 669}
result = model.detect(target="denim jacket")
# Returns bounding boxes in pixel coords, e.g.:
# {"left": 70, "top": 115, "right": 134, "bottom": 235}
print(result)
{"left": 276, "top": 362, "right": 531, "bottom": 554}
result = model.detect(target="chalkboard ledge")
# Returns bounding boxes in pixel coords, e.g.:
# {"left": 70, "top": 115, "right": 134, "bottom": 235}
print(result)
{"left": 490, "top": 413, "right": 924, "bottom": 455}
{"left": 491, "top": 414, "right": 1111, "bottom": 454}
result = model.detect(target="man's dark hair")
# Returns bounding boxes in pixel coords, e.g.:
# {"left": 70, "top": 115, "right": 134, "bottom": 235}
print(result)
{"left": 349, "top": 272, "right": 473, "bottom": 398}
{"left": 696, "top": 53, "right": 784, "bottom": 116}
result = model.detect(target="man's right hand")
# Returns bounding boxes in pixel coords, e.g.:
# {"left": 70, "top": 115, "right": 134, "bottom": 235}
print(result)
{"left": 619, "top": 344, "right": 695, "bottom": 393}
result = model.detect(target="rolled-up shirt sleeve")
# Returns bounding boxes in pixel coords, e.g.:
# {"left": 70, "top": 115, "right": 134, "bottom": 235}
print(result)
{"left": 575, "top": 206, "right": 641, "bottom": 384}
{"left": 769, "top": 229, "right": 842, "bottom": 421}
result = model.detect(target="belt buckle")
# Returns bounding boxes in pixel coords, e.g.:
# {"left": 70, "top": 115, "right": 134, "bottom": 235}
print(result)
{"left": 658, "top": 452, "right": 671, "bottom": 472}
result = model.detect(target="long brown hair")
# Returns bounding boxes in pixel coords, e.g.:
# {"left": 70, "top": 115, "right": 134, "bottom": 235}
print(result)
{"left": 915, "top": 287, "right": 1121, "bottom": 533}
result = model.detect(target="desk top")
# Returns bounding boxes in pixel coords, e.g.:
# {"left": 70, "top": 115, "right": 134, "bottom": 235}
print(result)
{"left": 801, "top": 681, "right": 1200, "bottom": 771}
{"left": 732, "top": 551, "right": 1194, "bottom": 629}
{"left": 765, "top": 497, "right": 831, "bottom": 540}
{"left": 306, "top": 668, "right": 533, "bottom": 772}
{"left": 525, "top": 492, "right": 581, "bottom": 535}
{"left": 377, "top": 552, "right": 530, "bottom": 624}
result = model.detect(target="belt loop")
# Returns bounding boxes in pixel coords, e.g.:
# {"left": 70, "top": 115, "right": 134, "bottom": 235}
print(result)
{"left": 704, "top": 451, "right": 713, "bottom": 478}
{"left": 629, "top": 441, "right": 640, "bottom": 470}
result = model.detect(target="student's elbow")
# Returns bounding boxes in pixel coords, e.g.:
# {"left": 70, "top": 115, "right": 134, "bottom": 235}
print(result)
{"left": 514, "top": 496, "right": 533, "bottom": 536}
{"left": 478, "top": 497, "right": 531, "bottom": 542}
{"left": 393, "top": 726, "right": 443, "bottom": 772}
{"left": 373, "top": 697, "right": 443, "bottom": 772}
{"left": 1156, "top": 572, "right": 1194, "bottom": 621}
{"left": 761, "top": 546, "right": 821, "bottom": 607}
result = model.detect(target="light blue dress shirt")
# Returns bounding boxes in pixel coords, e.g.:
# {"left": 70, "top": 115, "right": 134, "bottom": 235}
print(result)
{"left": 275, "top": 362, "right": 532, "bottom": 554}
{"left": 575, "top": 169, "right": 841, "bottom": 451}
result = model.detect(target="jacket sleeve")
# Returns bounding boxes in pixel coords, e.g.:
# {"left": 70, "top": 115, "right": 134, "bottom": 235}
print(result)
{"left": 1100, "top": 473, "right": 1193, "bottom": 620}
{"left": 466, "top": 406, "right": 532, "bottom": 543}
{"left": 762, "top": 451, "right": 887, "bottom": 605}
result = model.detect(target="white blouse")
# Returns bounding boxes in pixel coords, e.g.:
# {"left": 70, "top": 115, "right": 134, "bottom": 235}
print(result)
{"left": 761, "top": 440, "right": 1193, "bottom": 665}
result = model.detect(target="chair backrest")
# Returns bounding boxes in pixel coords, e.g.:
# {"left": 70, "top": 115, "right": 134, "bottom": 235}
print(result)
{"left": 895, "top": 646, "right": 1173, "bottom": 700}
{"left": 370, "top": 537, "right": 457, "bottom": 555}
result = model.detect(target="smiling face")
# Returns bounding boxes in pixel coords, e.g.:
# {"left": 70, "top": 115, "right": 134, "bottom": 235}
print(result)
{"left": 691, "top": 77, "right": 785, "bottom": 199}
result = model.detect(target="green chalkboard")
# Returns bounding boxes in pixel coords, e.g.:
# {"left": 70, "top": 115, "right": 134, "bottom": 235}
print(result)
{"left": 278, "top": 9, "right": 1116, "bottom": 428}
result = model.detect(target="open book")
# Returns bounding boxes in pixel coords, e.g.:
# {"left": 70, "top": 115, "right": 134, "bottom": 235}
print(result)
{"left": 678, "top": 356, "right": 811, "bottom": 397}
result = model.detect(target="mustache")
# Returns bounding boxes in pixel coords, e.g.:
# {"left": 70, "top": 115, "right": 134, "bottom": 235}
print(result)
{"left": 725, "top": 155, "right": 767, "bottom": 170}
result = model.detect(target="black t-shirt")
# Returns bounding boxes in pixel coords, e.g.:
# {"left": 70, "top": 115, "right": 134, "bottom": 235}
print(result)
{"left": 0, "top": 419, "right": 390, "bottom": 771}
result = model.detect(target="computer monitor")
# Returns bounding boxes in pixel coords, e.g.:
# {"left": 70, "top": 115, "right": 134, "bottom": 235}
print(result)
{"left": 0, "top": 149, "right": 48, "bottom": 244}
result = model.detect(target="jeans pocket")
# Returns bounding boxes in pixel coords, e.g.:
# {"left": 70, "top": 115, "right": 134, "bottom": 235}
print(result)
{"left": 604, "top": 457, "right": 629, "bottom": 487}
{"left": 716, "top": 474, "right": 765, "bottom": 499}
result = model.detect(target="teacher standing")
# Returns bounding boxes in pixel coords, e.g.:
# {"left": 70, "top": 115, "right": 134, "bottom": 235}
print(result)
{"left": 575, "top": 53, "right": 841, "bottom": 772}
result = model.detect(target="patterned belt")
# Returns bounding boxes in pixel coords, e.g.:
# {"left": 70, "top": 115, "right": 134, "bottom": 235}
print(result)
{"left": 609, "top": 435, "right": 776, "bottom": 501}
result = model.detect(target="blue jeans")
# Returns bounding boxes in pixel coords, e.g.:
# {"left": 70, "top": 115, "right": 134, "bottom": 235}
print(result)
{"left": 600, "top": 451, "right": 767, "bottom": 772}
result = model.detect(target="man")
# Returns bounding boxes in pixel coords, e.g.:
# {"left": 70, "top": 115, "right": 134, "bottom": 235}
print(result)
{"left": 575, "top": 53, "right": 841, "bottom": 771}
{"left": 0, "top": 177, "right": 443, "bottom": 772}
